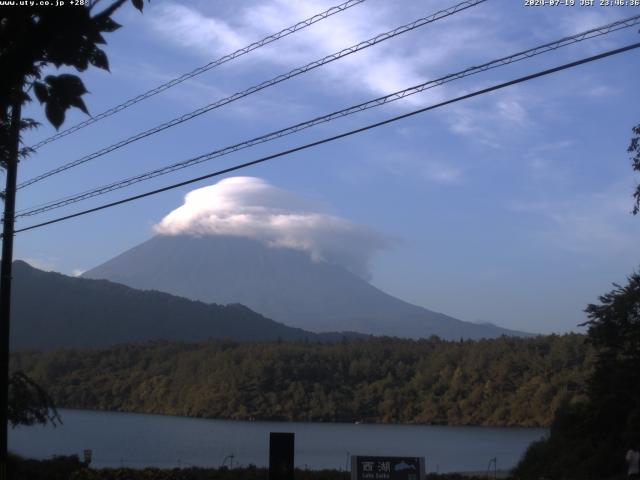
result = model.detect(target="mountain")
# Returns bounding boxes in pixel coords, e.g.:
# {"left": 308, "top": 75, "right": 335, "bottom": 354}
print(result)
{"left": 10, "top": 260, "right": 351, "bottom": 351}
{"left": 83, "top": 235, "right": 530, "bottom": 340}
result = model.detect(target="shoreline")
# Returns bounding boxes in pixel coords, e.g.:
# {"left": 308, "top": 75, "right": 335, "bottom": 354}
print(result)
{"left": 50, "top": 407, "right": 552, "bottom": 430}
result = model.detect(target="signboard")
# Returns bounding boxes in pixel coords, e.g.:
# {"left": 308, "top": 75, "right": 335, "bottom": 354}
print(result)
{"left": 351, "top": 456, "right": 425, "bottom": 480}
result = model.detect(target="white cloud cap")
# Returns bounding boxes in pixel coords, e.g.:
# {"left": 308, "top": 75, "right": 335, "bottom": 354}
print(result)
{"left": 154, "top": 177, "right": 391, "bottom": 278}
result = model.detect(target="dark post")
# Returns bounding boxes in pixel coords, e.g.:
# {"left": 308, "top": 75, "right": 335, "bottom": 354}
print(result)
{"left": 269, "top": 432, "right": 294, "bottom": 480}
{"left": 0, "top": 100, "right": 22, "bottom": 480}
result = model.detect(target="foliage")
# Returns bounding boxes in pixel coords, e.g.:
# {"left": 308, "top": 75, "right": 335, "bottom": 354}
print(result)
{"left": 0, "top": 0, "right": 148, "bottom": 178}
{"left": 514, "top": 272, "right": 640, "bottom": 479}
{"left": 583, "top": 273, "right": 640, "bottom": 436}
{"left": 68, "top": 466, "right": 348, "bottom": 480}
{"left": 629, "top": 123, "right": 640, "bottom": 214}
{"left": 8, "top": 453, "right": 85, "bottom": 480}
{"left": 0, "top": 0, "right": 147, "bottom": 122}
{"left": 13, "top": 334, "right": 592, "bottom": 428}
{"left": 6, "top": 457, "right": 488, "bottom": 480}
{"left": 7, "top": 371, "right": 60, "bottom": 428}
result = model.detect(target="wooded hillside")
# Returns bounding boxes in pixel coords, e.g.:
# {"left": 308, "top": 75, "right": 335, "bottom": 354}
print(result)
{"left": 12, "top": 334, "right": 591, "bottom": 427}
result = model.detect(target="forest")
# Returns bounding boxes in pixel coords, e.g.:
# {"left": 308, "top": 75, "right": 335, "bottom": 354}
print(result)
{"left": 12, "top": 334, "right": 591, "bottom": 428}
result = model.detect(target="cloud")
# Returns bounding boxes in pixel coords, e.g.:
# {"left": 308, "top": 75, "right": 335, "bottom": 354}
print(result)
{"left": 583, "top": 85, "right": 620, "bottom": 98}
{"left": 149, "top": 4, "right": 245, "bottom": 56}
{"left": 423, "top": 161, "right": 463, "bottom": 184}
{"left": 362, "top": 150, "right": 463, "bottom": 185}
{"left": 508, "top": 189, "right": 640, "bottom": 255}
{"left": 447, "top": 89, "right": 533, "bottom": 148}
{"left": 559, "top": 8, "right": 618, "bottom": 37}
{"left": 147, "top": 0, "right": 418, "bottom": 99}
{"left": 154, "top": 177, "right": 392, "bottom": 278}
{"left": 524, "top": 140, "right": 574, "bottom": 181}
{"left": 146, "top": 1, "right": 498, "bottom": 107}
{"left": 142, "top": 0, "right": 629, "bottom": 149}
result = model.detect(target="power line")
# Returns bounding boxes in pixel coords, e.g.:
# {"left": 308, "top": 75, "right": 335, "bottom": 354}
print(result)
{"left": 16, "top": 0, "right": 487, "bottom": 191}
{"left": 13, "top": 42, "right": 640, "bottom": 235}
{"left": 16, "top": 14, "right": 640, "bottom": 218}
{"left": 27, "top": 0, "right": 368, "bottom": 151}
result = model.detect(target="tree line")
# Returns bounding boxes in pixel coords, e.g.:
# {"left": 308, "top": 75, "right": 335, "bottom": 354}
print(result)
{"left": 12, "top": 334, "right": 591, "bottom": 428}
{"left": 514, "top": 271, "right": 640, "bottom": 479}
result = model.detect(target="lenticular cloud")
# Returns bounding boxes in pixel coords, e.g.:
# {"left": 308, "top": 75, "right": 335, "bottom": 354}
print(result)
{"left": 154, "top": 177, "right": 391, "bottom": 279}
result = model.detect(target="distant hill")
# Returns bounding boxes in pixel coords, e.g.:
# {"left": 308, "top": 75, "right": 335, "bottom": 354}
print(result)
{"left": 10, "top": 261, "right": 353, "bottom": 350}
{"left": 84, "top": 235, "right": 531, "bottom": 340}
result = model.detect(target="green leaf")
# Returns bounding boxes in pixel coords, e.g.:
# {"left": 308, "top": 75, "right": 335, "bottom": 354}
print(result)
{"left": 96, "top": 16, "right": 121, "bottom": 33}
{"left": 33, "top": 82, "right": 49, "bottom": 104}
{"left": 20, "top": 118, "right": 40, "bottom": 131}
{"left": 131, "top": 0, "right": 144, "bottom": 12}
{"left": 89, "top": 31, "right": 107, "bottom": 45}
{"left": 68, "top": 96, "right": 89, "bottom": 116}
{"left": 46, "top": 74, "right": 88, "bottom": 97}
{"left": 45, "top": 101, "right": 65, "bottom": 130}
{"left": 89, "top": 48, "right": 109, "bottom": 71}
{"left": 43, "top": 75, "right": 90, "bottom": 126}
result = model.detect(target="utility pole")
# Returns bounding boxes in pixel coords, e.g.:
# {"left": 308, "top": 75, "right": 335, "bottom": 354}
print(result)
{"left": 0, "top": 99, "right": 22, "bottom": 480}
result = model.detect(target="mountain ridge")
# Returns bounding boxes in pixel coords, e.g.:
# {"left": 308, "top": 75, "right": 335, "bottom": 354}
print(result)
{"left": 10, "top": 260, "right": 360, "bottom": 351}
{"left": 83, "top": 234, "right": 531, "bottom": 340}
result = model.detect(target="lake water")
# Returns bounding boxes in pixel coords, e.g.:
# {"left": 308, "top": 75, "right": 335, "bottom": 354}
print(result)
{"left": 9, "top": 409, "right": 547, "bottom": 473}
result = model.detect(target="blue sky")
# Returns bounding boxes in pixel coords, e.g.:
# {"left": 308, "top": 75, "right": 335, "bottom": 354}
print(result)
{"left": 12, "top": 0, "right": 640, "bottom": 334}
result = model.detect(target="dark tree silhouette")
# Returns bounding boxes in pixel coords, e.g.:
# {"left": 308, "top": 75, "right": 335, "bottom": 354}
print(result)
{"left": 0, "top": 0, "right": 148, "bottom": 475}
{"left": 1, "top": 0, "right": 148, "bottom": 137}
{"left": 583, "top": 274, "right": 640, "bottom": 438}
{"left": 7, "top": 372, "right": 60, "bottom": 428}
{"left": 515, "top": 273, "right": 640, "bottom": 479}
{"left": 629, "top": 123, "right": 640, "bottom": 214}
